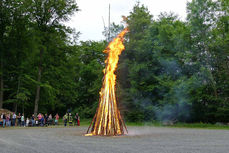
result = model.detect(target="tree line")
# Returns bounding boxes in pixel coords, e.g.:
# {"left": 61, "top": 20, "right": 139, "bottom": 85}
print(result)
{"left": 1, "top": 0, "right": 229, "bottom": 123}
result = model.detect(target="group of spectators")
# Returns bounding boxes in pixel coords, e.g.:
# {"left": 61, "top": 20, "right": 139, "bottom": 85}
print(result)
{"left": 0, "top": 112, "right": 80, "bottom": 128}
{"left": 33, "top": 113, "right": 60, "bottom": 127}
{"left": 0, "top": 112, "right": 19, "bottom": 127}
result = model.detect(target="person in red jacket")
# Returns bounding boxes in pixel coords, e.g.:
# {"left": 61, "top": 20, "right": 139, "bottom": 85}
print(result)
{"left": 54, "top": 113, "right": 59, "bottom": 125}
{"left": 74, "top": 113, "right": 80, "bottom": 126}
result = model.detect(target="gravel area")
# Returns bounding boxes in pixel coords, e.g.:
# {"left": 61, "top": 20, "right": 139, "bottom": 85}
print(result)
{"left": 0, "top": 126, "right": 229, "bottom": 153}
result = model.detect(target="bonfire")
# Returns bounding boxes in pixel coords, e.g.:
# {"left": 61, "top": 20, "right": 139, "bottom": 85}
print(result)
{"left": 86, "top": 28, "right": 128, "bottom": 136}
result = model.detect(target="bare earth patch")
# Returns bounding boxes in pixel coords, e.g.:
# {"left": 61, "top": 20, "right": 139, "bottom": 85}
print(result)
{"left": 0, "top": 126, "right": 229, "bottom": 153}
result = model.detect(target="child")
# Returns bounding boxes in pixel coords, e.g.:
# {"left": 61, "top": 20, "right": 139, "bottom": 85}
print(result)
{"left": 36, "top": 119, "right": 39, "bottom": 126}
{"left": 26, "top": 118, "right": 30, "bottom": 127}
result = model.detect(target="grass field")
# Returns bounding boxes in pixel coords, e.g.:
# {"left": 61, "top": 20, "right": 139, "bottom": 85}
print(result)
{"left": 126, "top": 121, "right": 229, "bottom": 130}
{"left": 76, "top": 119, "right": 229, "bottom": 130}
{"left": 2, "top": 118, "right": 229, "bottom": 130}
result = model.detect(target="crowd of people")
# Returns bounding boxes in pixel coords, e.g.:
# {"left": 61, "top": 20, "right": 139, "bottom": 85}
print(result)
{"left": 0, "top": 112, "right": 80, "bottom": 128}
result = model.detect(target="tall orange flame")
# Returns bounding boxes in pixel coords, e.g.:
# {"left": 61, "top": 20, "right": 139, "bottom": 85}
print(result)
{"left": 86, "top": 28, "right": 128, "bottom": 136}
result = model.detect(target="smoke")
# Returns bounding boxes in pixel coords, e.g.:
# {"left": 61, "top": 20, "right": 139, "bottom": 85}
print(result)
{"left": 131, "top": 59, "right": 195, "bottom": 123}
{"left": 118, "top": 50, "right": 206, "bottom": 123}
{"left": 152, "top": 58, "right": 206, "bottom": 123}
{"left": 153, "top": 59, "right": 191, "bottom": 122}
{"left": 154, "top": 79, "right": 192, "bottom": 122}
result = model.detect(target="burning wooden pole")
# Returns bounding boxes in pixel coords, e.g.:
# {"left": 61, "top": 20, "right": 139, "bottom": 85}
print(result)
{"left": 86, "top": 28, "right": 128, "bottom": 136}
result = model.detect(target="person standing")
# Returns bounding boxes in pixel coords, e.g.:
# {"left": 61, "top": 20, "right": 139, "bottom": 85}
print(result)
{"left": 54, "top": 113, "right": 59, "bottom": 125}
{"left": 75, "top": 113, "right": 80, "bottom": 126}
{"left": 37, "top": 113, "right": 42, "bottom": 125}
{"left": 8, "top": 113, "right": 11, "bottom": 127}
{"left": 63, "top": 113, "right": 68, "bottom": 127}
{"left": 44, "top": 114, "right": 48, "bottom": 126}
{"left": 2, "top": 113, "right": 6, "bottom": 128}
{"left": 17, "top": 113, "right": 21, "bottom": 126}
{"left": 6, "top": 114, "right": 9, "bottom": 127}
{"left": 48, "top": 114, "right": 52, "bottom": 125}
{"left": 26, "top": 118, "right": 30, "bottom": 127}
{"left": 12, "top": 112, "right": 16, "bottom": 126}
{"left": 21, "top": 114, "right": 25, "bottom": 127}
{"left": 0, "top": 113, "right": 2, "bottom": 126}
{"left": 68, "top": 113, "right": 73, "bottom": 126}
{"left": 31, "top": 114, "right": 35, "bottom": 126}
{"left": 41, "top": 114, "right": 44, "bottom": 126}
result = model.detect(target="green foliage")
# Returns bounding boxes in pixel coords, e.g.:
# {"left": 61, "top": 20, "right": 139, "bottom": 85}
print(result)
{"left": 1, "top": 0, "right": 229, "bottom": 124}
{"left": 116, "top": 0, "right": 229, "bottom": 123}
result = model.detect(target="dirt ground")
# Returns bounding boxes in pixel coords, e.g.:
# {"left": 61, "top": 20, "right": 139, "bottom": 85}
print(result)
{"left": 0, "top": 126, "right": 229, "bottom": 153}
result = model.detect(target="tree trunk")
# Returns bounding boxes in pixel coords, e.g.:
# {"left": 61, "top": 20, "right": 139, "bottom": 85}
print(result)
{"left": 34, "top": 49, "right": 43, "bottom": 116}
{"left": 0, "top": 58, "right": 3, "bottom": 109}
{"left": 14, "top": 77, "right": 21, "bottom": 113}
{"left": 0, "top": 74, "right": 3, "bottom": 109}
{"left": 14, "top": 103, "right": 17, "bottom": 114}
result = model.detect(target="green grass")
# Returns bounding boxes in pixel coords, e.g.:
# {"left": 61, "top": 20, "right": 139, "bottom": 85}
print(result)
{"left": 2, "top": 118, "right": 229, "bottom": 130}
{"left": 69, "top": 119, "right": 229, "bottom": 130}
{"left": 79, "top": 119, "right": 92, "bottom": 126}
{"left": 126, "top": 121, "right": 159, "bottom": 126}
{"left": 168, "top": 122, "right": 229, "bottom": 130}
{"left": 75, "top": 119, "right": 229, "bottom": 130}
{"left": 58, "top": 118, "right": 91, "bottom": 126}
{"left": 125, "top": 121, "right": 229, "bottom": 130}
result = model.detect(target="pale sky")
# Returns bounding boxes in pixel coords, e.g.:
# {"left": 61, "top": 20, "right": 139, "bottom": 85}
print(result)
{"left": 67, "top": 0, "right": 191, "bottom": 41}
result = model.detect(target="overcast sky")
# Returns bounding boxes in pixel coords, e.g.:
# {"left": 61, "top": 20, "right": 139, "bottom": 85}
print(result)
{"left": 66, "top": 0, "right": 191, "bottom": 41}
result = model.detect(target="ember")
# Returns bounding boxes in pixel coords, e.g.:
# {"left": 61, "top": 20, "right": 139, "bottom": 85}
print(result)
{"left": 85, "top": 28, "right": 128, "bottom": 136}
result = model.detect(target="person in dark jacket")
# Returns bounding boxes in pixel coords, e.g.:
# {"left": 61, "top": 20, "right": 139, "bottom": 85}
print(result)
{"left": 2, "top": 113, "right": 6, "bottom": 128}
{"left": 17, "top": 113, "right": 21, "bottom": 126}
{"left": 44, "top": 114, "right": 48, "bottom": 126}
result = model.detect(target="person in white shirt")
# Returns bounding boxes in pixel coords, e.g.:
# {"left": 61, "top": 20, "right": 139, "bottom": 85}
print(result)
{"left": 26, "top": 118, "right": 30, "bottom": 127}
{"left": 12, "top": 112, "right": 16, "bottom": 126}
